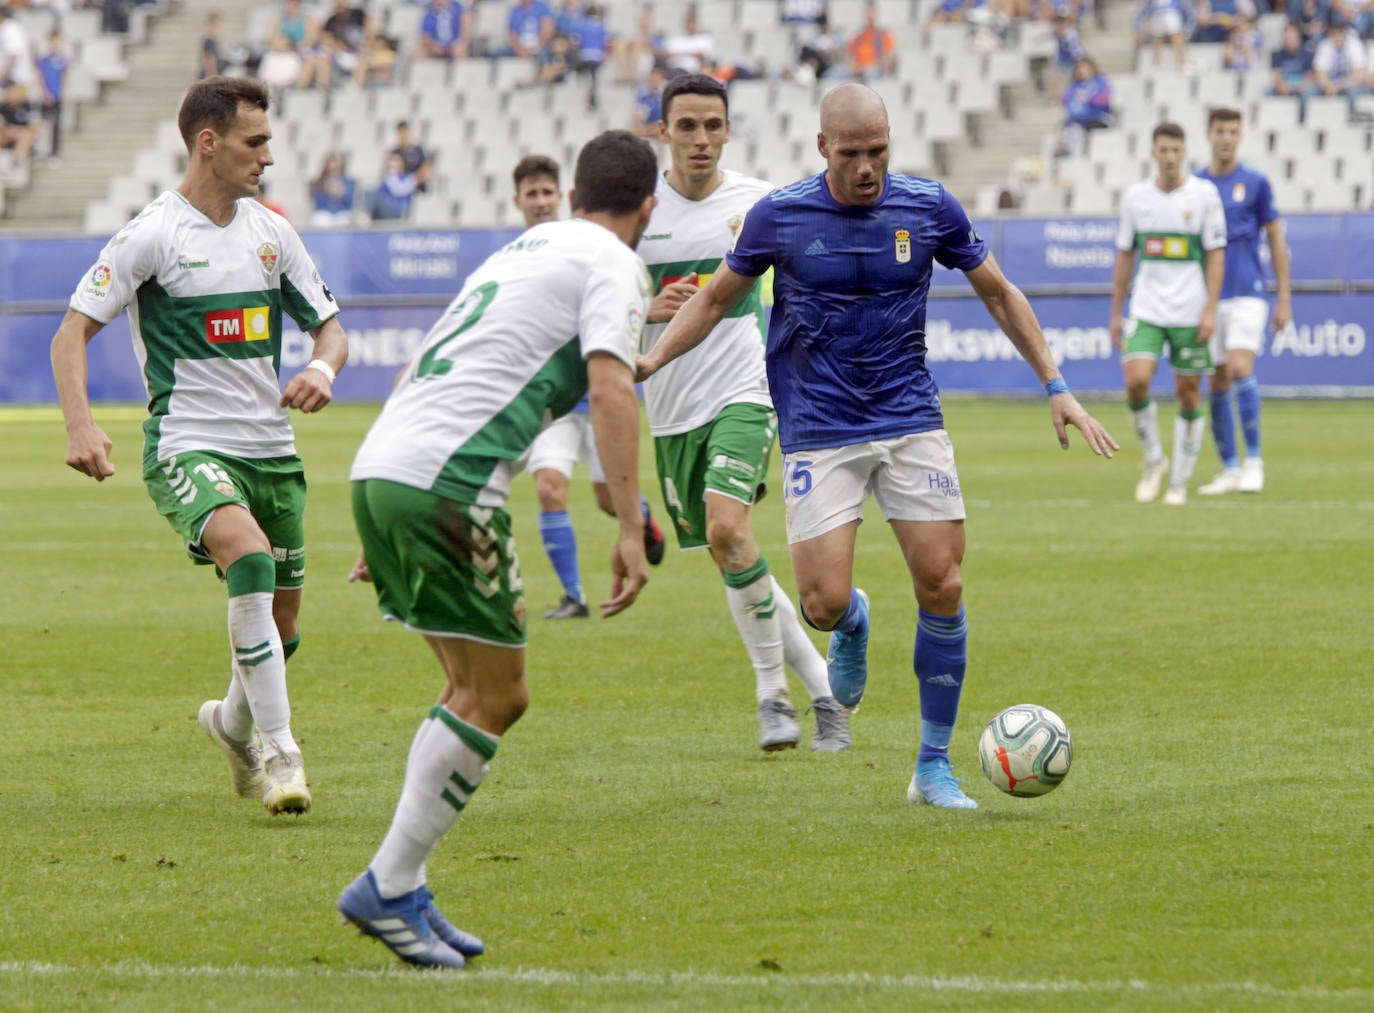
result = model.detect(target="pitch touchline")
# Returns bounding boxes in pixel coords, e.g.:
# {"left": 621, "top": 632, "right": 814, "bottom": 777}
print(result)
{"left": 2, "top": 962, "right": 1369, "bottom": 999}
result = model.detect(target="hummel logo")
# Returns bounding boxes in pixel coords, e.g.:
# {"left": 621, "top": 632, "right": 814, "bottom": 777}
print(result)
{"left": 804, "top": 238, "right": 829, "bottom": 256}
{"left": 925, "top": 673, "right": 960, "bottom": 687}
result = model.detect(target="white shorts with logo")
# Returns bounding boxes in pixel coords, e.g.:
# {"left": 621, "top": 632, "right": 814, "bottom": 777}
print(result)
{"left": 525, "top": 412, "right": 605, "bottom": 483}
{"left": 780, "top": 430, "right": 966, "bottom": 544}
{"left": 1148, "top": 10, "right": 1183, "bottom": 37}
{"left": 1210, "top": 297, "right": 1269, "bottom": 362}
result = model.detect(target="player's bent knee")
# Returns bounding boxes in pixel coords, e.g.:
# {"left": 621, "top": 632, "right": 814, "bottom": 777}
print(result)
{"left": 799, "top": 588, "right": 847, "bottom": 630}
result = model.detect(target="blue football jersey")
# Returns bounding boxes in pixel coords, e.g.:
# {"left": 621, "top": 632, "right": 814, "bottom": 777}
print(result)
{"left": 1195, "top": 163, "right": 1279, "bottom": 300}
{"left": 726, "top": 172, "right": 987, "bottom": 453}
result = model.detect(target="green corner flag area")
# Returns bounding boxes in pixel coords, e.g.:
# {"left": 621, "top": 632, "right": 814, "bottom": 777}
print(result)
{"left": 3, "top": 400, "right": 1371, "bottom": 1010}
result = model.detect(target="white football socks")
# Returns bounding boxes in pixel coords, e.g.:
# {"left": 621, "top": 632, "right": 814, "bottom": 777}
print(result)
{"left": 771, "top": 576, "right": 832, "bottom": 703}
{"left": 371, "top": 706, "right": 499, "bottom": 899}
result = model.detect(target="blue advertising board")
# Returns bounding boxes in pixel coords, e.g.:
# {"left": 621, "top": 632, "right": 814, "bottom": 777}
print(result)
{"left": 4, "top": 215, "right": 1372, "bottom": 404}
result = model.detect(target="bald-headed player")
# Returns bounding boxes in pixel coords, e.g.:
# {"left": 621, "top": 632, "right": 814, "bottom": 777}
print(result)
{"left": 639, "top": 83, "right": 1117, "bottom": 808}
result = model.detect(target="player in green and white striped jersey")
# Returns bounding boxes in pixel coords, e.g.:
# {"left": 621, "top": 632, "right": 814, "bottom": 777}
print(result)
{"left": 1110, "top": 121, "right": 1226, "bottom": 507}
{"left": 338, "top": 131, "right": 659, "bottom": 970}
{"left": 636, "top": 74, "right": 849, "bottom": 753}
{"left": 51, "top": 78, "right": 348, "bottom": 816}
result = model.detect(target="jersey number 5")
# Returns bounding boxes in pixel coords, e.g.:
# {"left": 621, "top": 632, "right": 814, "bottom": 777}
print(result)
{"left": 414, "top": 281, "right": 499, "bottom": 379}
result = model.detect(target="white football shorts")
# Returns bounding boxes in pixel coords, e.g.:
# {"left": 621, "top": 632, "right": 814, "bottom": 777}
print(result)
{"left": 1211, "top": 296, "right": 1269, "bottom": 362}
{"left": 781, "top": 430, "right": 966, "bottom": 544}
{"left": 525, "top": 412, "right": 605, "bottom": 483}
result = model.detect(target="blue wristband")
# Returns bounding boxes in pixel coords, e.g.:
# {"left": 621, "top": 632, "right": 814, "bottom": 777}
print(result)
{"left": 1044, "top": 377, "right": 1070, "bottom": 396}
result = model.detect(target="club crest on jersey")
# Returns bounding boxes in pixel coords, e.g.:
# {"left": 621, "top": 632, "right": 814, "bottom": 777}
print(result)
{"left": 727, "top": 213, "right": 744, "bottom": 238}
{"left": 257, "top": 242, "right": 279, "bottom": 273}
{"left": 1232, "top": 182, "right": 1246, "bottom": 203}
{"left": 895, "top": 229, "right": 911, "bottom": 264}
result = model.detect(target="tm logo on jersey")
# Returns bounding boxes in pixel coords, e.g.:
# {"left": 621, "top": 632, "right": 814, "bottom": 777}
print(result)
{"left": 1143, "top": 236, "right": 1191, "bottom": 259}
{"left": 206, "top": 306, "right": 271, "bottom": 344}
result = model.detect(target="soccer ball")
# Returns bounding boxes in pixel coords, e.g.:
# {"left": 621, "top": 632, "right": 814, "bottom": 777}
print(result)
{"left": 978, "top": 704, "right": 1073, "bottom": 797}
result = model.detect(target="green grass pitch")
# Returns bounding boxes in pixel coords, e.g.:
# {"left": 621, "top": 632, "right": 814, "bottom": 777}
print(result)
{"left": 2, "top": 398, "right": 1371, "bottom": 1011}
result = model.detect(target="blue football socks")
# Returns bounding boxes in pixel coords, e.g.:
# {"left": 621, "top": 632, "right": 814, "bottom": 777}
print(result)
{"left": 538, "top": 511, "right": 583, "bottom": 604}
{"left": 1234, "top": 374, "right": 1262, "bottom": 457}
{"left": 914, "top": 607, "right": 968, "bottom": 762}
{"left": 1209, "top": 387, "right": 1238, "bottom": 468}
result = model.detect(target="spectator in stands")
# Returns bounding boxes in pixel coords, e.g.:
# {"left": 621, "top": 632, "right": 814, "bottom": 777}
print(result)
{"left": 199, "top": 12, "right": 227, "bottom": 80}
{"left": 1289, "top": 0, "right": 1331, "bottom": 46}
{"left": 355, "top": 30, "right": 399, "bottom": 86}
{"left": 1050, "top": 10, "right": 1087, "bottom": 97}
{"left": 391, "top": 120, "right": 434, "bottom": 192}
{"left": 929, "top": 0, "right": 972, "bottom": 24}
{"left": 0, "top": 7, "right": 36, "bottom": 92}
{"left": 36, "top": 29, "right": 66, "bottom": 166}
{"left": 574, "top": 3, "right": 610, "bottom": 106}
{"left": 555, "top": 0, "right": 586, "bottom": 39}
{"left": 1313, "top": 16, "right": 1369, "bottom": 108}
{"left": 505, "top": 0, "right": 555, "bottom": 59}
{"left": 419, "top": 0, "right": 472, "bottom": 60}
{"left": 1222, "top": 16, "right": 1263, "bottom": 69}
{"left": 532, "top": 32, "right": 574, "bottom": 84}
{"left": 631, "top": 62, "right": 665, "bottom": 136}
{"left": 310, "top": 151, "right": 358, "bottom": 226}
{"left": 368, "top": 152, "right": 418, "bottom": 221}
{"left": 795, "top": 13, "right": 845, "bottom": 82}
{"left": 276, "top": 0, "right": 320, "bottom": 53}
{"left": 611, "top": 4, "right": 663, "bottom": 84}
{"left": 0, "top": 80, "right": 38, "bottom": 165}
{"left": 1056, "top": 55, "right": 1113, "bottom": 154}
{"left": 1135, "top": 0, "right": 1193, "bottom": 74}
{"left": 1270, "top": 22, "right": 1318, "bottom": 97}
{"left": 846, "top": 2, "right": 897, "bottom": 80}
{"left": 662, "top": 10, "right": 716, "bottom": 76}
{"left": 1193, "top": 0, "right": 1255, "bottom": 44}
{"left": 782, "top": 0, "right": 827, "bottom": 23}
{"left": 322, "top": 0, "right": 373, "bottom": 84}
{"left": 258, "top": 35, "right": 304, "bottom": 101}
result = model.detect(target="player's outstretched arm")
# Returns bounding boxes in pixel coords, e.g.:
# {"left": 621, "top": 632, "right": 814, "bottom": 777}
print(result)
{"left": 281, "top": 316, "right": 349, "bottom": 413}
{"left": 587, "top": 352, "right": 649, "bottom": 617}
{"left": 636, "top": 264, "right": 756, "bottom": 381}
{"left": 964, "top": 254, "right": 1118, "bottom": 459}
{"left": 50, "top": 309, "right": 116, "bottom": 481}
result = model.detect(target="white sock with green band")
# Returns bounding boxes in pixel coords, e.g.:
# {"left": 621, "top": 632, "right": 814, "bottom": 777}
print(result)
{"left": 371, "top": 705, "right": 500, "bottom": 899}
{"left": 724, "top": 557, "right": 788, "bottom": 703}
{"left": 771, "top": 576, "right": 832, "bottom": 702}
{"left": 225, "top": 553, "right": 298, "bottom": 759}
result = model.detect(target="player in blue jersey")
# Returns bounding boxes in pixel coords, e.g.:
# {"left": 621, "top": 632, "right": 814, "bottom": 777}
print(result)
{"left": 1195, "top": 107, "right": 1291, "bottom": 495}
{"left": 637, "top": 83, "right": 1117, "bottom": 808}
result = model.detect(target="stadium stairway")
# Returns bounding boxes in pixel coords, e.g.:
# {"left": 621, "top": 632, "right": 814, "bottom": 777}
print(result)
{"left": 3, "top": 0, "right": 247, "bottom": 232}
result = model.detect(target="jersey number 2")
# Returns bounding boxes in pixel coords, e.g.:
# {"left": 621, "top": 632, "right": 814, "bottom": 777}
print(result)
{"left": 414, "top": 282, "right": 499, "bottom": 379}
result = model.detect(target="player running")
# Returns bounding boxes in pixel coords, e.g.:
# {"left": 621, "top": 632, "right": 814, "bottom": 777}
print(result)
{"left": 1195, "top": 106, "right": 1291, "bottom": 495}
{"left": 512, "top": 154, "right": 666, "bottom": 620}
{"left": 50, "top": 77, "right": 347, "bottom": 816}
{"left": 1110, "top": 120, "right": 1227, "bottom": 506}
{"left": 639, "top": 83, "right": 1116, "bottom": 807}
{"left": 339, "top": 131, "right": 657, "bottom": 970}
{"left": 638, "top": 73, "right": 849, "bottom": 753}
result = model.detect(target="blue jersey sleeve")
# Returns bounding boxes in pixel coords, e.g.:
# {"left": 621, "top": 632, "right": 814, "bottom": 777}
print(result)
{"left": 725, "top": 195, "right": 776, "bottom": 278}
{"left": 1256, "top": 173, "right": 1279, "bottom": 225}
{"left": 931, "top": 189, "right": 989, "bottom": 273}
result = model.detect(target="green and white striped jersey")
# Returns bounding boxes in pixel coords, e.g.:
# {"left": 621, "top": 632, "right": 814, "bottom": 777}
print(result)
{"left": 350, "top": 218, "right": 650, "bottom": 506}
{"left": 1116, "top": 176, "right": 1227, "bottom": 328}
{"left": 637, "top": 170, "right": 773, "bottom": 436}
{"left": 69, "top": 191, "right": 338, "bottom": 466}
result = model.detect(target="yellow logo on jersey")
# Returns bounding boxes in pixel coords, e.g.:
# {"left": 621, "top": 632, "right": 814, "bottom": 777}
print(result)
{"left": 895, "top": 229, "right": 911, "bottom": 264}
{"left": 206, "top": 306, "right": 271, "bottom": 344}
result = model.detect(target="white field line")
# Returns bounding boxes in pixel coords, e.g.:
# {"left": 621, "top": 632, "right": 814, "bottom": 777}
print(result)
{"left": 2, "top": 962, "right": 1370, "bottom": 1000}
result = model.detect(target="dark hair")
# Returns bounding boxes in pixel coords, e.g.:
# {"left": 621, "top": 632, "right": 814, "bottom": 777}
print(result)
{"left": 1152, "top": 120, "right": 1185, "bottom": 143}
{"left": 513, "top": 153, "right": 560, "bottom": 189}
{"left": 572, "top": 130, "right": 657, "bottom": 215}
{"left": 660, "top": 72, "right": 729, "bottom": 123}
{"left": 178, "top": 76, "right": 270, "bottom": 150}
{"left": 1208, "top": 106, "right": 1242, "bottom": 127}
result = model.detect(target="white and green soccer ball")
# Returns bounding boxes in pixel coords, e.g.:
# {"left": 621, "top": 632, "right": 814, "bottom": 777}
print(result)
{"left": 978, "top": 704, "right": 1073, "bottom": 797}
